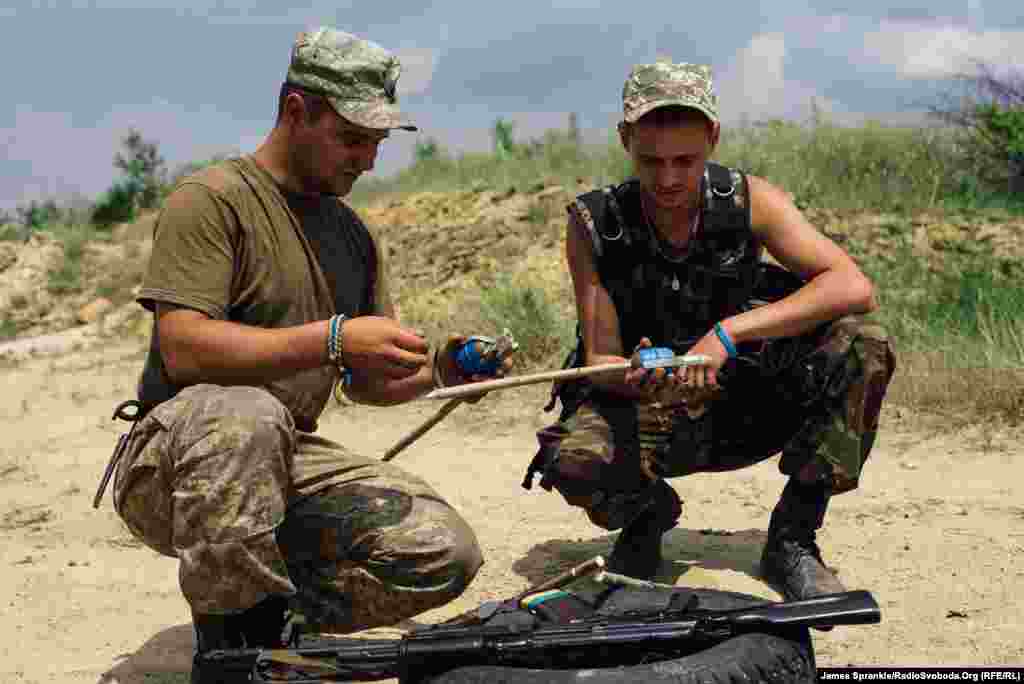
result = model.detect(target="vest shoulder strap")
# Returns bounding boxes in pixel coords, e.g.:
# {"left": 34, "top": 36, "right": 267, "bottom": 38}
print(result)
{"left": 567, "top": 163, "right": 753, "bottom": 263}
{"left": 567, "top": 182, "right": 637, "bottom": 261}
{"left": 702, "top": 161, "right": 752, "bottom": 235}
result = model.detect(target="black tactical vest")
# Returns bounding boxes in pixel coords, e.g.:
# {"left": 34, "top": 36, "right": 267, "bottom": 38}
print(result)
{"left": 570, "top": 162, "right": 771, "bottom": 355}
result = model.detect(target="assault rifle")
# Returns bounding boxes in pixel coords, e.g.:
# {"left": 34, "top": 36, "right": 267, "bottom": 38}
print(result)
{"left": 197, "top": 589, "right": 881, "bottom": 683}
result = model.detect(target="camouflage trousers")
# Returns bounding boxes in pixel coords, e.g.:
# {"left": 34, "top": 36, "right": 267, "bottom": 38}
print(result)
{"left": 535, "top": 316, "right": 896, "bottom": 530}
{"left": 112, "top": 384, "right": 483, "bottom": 633}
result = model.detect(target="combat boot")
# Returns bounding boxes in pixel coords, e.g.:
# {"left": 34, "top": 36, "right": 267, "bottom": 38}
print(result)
{"left": 606, "top": 479, "right": 682, "bottom": 580}
{"left": 760, "top": 479, "right": 846, "bottom": 617}
{"left": 191, "top": 595, "right": 292, "bottom": 684}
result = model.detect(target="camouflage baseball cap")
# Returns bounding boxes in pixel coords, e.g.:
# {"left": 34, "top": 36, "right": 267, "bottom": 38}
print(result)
{"left": 622, "top": 60, "right": 719, "bottom": 125}
{"left": 286, "top": 27, "right": 417, "bottom": 131}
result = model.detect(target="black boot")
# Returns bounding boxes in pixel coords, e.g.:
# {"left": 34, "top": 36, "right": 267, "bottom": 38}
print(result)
{"left": 234, "top": 595, "right": 292, "bottom": 648}
{"left": 606, "top": 480, "right": 682, "bottom": 580}
{"left": 760, "top": 479, "right": 846, "bottom": 608}
{"left": 191, "top": 613, "right": 245, "bottom": 684}
{"left": 191, "top": 595, "right": 291, "bottom": 684}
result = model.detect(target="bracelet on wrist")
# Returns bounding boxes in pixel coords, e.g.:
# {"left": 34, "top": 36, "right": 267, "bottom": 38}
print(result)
{"left": 327, "top": 314, "right": 352, "bottom": 386}
{"left": 714, "top": 321, "right": 738, "bottom": 359}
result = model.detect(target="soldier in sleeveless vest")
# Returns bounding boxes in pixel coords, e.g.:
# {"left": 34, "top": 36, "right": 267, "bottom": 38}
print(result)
{"left": 100, "top": 29, "right": 506, "bottom": 684}
{"left": 530, "top": 61, "right": 896, "bottom": 601}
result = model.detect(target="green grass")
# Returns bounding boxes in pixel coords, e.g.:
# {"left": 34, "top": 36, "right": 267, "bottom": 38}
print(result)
{"left": 0, "top": 224, "right": 32, "bottom": 242}
{"left": 0, "top": 317, "right": 18, "bottom": 340}
{"left": 523, "top": 201, "right": 554, "bottom": 225}
{"left": 45, "top": 224, "right": 104, "bottom": 295}
{"left": 862, "top": 245, "right": 1024, "bottom": 423}
{"left": 864, "top": 245, "right": 1024, "bottom": 362}
{"left": 479, "top": 274, "right": 575, "bottom": 366}
{"left": 350, "top": 133, "right": 630, "bottom": 206}
{"left": 352, "top": 118, "right": 1023, "bottom": 215}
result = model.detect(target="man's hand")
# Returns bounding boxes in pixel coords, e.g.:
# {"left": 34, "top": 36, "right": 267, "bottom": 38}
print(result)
{"left": 430, "top": 334, "right": 516, "bottom": 403}
{"left": 623, "top": 336, "right": 726, "bottom": 407}
{"left": 341, "top": 315, "right": 430, "bottom": 380}
{"left": 680, "top": 326, "right": 731, "bottom": 389}
{"left": 623, "top": 337, "right": 685, "bottom": 398}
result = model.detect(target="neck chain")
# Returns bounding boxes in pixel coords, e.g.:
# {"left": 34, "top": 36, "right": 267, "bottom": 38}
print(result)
{"left": 640, "top": 195, "right": 700, "bottom": 291}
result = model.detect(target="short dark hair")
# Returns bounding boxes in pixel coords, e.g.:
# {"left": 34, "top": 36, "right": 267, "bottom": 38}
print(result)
{"left": 276, "top": 82, "right": 333, "bottom": 125}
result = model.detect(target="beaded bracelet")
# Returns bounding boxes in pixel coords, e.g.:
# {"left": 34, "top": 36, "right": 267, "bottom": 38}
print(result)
{"left": 327, "top": 314, "right": 352, "bottom": 387}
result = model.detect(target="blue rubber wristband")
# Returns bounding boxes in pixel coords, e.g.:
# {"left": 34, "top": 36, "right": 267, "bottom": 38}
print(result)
{"left": 714, "top": 322, "right": 738, "bottom": 358}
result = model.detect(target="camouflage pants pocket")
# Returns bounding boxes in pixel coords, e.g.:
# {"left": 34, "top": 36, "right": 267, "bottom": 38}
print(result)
{"left": 535, "top": 403, "right": 662, "bottom": 530}
{"left": 781, "top": 318, "right": 896, "bottom": 494}
{"left": 112, "top": 415, "right": 176, "bottom": 558}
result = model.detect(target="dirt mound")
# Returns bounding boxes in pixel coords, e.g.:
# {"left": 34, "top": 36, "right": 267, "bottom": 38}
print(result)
{"left": 3, "top": 187, "right": 1023, "bottom": 361}
{"left": 0, "top": 227, "right": 151, "bottom": 361}
{"left": 361, "top": 185, "right": 572, "bottom": 292}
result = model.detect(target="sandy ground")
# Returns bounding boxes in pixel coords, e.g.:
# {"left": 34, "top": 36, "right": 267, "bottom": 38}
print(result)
{"left": 2, "top": 338, "right": 1023, "bottom": 683}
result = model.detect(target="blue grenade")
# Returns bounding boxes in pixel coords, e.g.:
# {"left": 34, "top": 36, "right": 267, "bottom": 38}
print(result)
{"left": 634, "top": 346, "right": 675, "bottom": 369}
{"left": 455, "top": 332, "right": 519, "bottom": 376}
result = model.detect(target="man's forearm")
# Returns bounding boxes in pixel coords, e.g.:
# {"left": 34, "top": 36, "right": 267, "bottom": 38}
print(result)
{"left": 162, "top": 318, "right": 331, "bottom": 386}
{"left": 725, "top": 268, "right": 876, "bottom": 344}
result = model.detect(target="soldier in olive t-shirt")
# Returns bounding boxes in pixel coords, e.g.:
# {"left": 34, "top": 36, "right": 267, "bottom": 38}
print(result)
{"left": 107, "top": 29, "right": 497, "bottom": 672}
{"left": 135, "top": 154, "right": 390, "bottom": 433}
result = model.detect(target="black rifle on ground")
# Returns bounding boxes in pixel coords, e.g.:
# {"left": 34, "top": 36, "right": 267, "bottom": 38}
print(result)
{"left": 197, "top": 589, "right": 880, "bottom": 683}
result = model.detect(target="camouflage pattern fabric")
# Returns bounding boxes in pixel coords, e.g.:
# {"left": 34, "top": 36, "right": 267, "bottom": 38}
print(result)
{"left": 536, "top": 316, "right": 895, "bottom": 529}
{"left": 776, "top": 317, "right": 896, "bottom": 494}
{"left": 286, "top": 27, "right": 417, "bottom": 132}
{"left": 113, "top": 384, "right": 482, "bottom": 632}
{"left": 622, "top": 60, "right": 719, "bottom": 124}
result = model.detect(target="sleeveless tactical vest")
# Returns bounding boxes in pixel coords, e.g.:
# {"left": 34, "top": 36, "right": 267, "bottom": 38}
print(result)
{"left": 570, "top": 162, "right": 767, "bottom": 354}
{"left": 529, "top": 163, "right": 809, "bottom": 487}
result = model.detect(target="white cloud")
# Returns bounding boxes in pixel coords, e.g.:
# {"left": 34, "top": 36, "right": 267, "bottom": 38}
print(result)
{"left": 393, "top": 48, "right": 438, "bottom": 96}
{"left": 863, "top": 22, "right": 1024, "bottom": 78}
{"left": 716, "top": 33, "right": 840, "bottom": 124}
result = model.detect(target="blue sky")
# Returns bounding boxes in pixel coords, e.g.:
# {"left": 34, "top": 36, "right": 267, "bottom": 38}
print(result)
{"left": 2, "top": 0, "right": 1022, "bottom": 210}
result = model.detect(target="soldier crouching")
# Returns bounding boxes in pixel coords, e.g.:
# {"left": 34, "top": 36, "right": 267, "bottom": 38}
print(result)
{"left": 528, "top": 57, "right": 896, "bottom": 602}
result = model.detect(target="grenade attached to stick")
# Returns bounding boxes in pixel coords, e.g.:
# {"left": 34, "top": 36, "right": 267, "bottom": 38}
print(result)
{"left": 382, "top": 330, "right": 519, "bottom": 462}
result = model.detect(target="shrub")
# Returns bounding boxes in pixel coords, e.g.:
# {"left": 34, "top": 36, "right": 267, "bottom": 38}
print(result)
{"left": 479, "top": 275, "right": 574, "bottom": 366}
{"left": 91, "top": 180, "right": 139, "bottom": 229}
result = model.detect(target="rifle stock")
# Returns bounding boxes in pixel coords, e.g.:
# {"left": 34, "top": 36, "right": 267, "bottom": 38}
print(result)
{"left": 203, "top": 590, "right": 880, "bottom": 683}
{"left": 703, "top": 589, "right": 881, "bottom": 630}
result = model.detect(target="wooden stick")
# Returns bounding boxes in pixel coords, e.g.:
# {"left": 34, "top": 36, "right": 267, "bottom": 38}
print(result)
{"left": 423, "top": 354, "right": 711, "bottom": 401}
{"left": 382, "top": 332, "right": 522, "bottom": 461}
{"left": 593, "top": 569, "right": 679, "bottom": 592}
{"left": 513, "top": 555, "right": 607, "bottom": 604}
{"left": 382, "top": 398, "right": 464, "bottom": 462}
{"left": 443, "top": 556, "right": 607, "bottom": 625}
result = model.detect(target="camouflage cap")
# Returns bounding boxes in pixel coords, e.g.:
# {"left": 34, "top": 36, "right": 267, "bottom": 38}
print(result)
{"left": 286, "top": 27, "right": 417, "bottom": 131}
{"left": 622, "top": 60, "right": 719, "bottom": 125}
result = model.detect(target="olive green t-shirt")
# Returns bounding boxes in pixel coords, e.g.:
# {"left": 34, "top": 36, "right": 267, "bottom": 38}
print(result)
{"left": 135, "top": 155, "right": 391, "bottom": 433}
